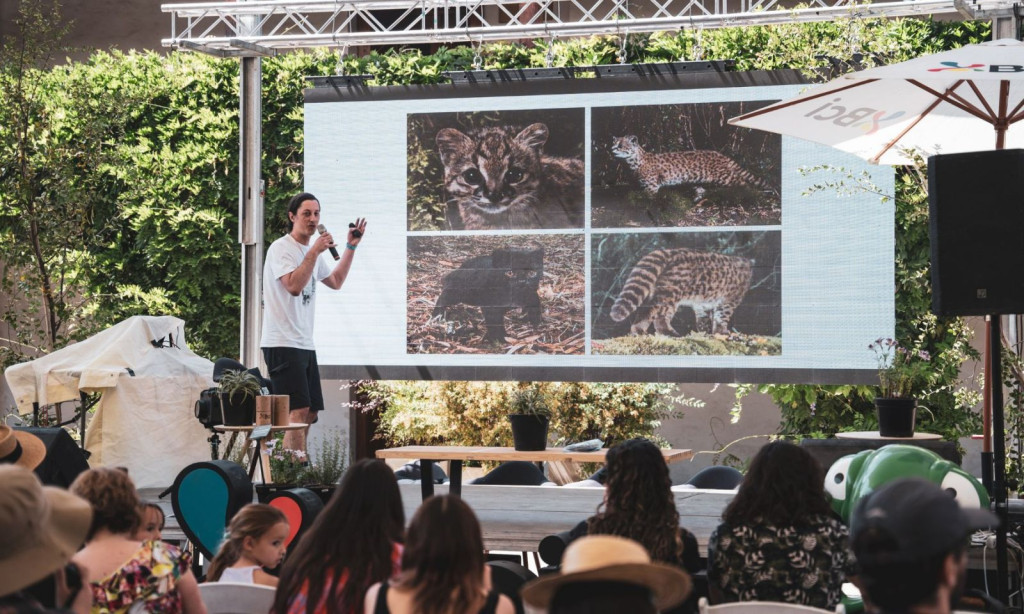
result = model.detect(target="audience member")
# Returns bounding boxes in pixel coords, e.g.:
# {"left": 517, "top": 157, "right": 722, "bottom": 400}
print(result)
{"left": 566, "top": 438, "right": 699, "bottom": 613}
{"left": 706, "top": 441, "right": 854, "bottom": 609}
{"left": 207, "top": 504, "right": 290, "bottom": 587}
{"left": 132, "top": 503, "right": 165, "bottom": 542}
{"left": 273, "top": 459, "right": 405, "bottom": 614}
{"left": 0, "top": 465, "right": 92, "bottom": 614}
{"left": 69, "top": 467, "right": 206, "bottom": 614}
{"left": 521, "top": 535, "right": 692, "bottom": 614}
{"left": 363, "top": 495, "right": 515, "bottom": 614}
{"left": 851, "top": 477, "right": 997, "bottom": 614}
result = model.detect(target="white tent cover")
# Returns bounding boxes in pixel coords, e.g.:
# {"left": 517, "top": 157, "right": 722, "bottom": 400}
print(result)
{"left": 4, "top": 315, "right": 215, "bottom": 488}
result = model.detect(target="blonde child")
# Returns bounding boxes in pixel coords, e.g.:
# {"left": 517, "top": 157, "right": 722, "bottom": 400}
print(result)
{"left": 207, "top": 503, "right": 290, "bottom": 587}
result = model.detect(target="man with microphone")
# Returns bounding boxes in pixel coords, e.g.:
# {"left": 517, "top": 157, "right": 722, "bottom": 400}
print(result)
{"left": 261, "top": 192, "right": 366, "bottom": 453}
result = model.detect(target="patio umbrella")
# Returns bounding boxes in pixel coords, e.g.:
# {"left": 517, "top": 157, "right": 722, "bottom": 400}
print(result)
{"left": 730, "top": 37, "right": 1024, "bottom": 163}
{"left": 731, "top": 36, "right": 1023, "bottom": 601}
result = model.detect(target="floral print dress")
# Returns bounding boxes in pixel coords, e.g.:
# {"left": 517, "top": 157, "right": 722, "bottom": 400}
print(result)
{"left": 88, "top": 540, "right": 191, "bottom": 614}
{"left": 707, "top": 514, "right": 856, "bottom": 609}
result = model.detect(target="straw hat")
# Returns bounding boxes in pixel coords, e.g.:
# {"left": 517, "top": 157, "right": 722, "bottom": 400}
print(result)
{"left": 0, "top": 425, "right": 46, "bottom": 470}
{"left": 520, "top": 535, "right": 692, "bottom": 610}
{"left": 0, "top": 465, "right": 93, "bottom": 596}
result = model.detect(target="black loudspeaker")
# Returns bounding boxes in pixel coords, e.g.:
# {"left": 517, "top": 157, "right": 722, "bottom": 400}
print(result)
{"left": 13, "top": 427, "right": 89, "bottom": 488}
{"left": 929, "top": 149, "right": 1024, "bottom": 315}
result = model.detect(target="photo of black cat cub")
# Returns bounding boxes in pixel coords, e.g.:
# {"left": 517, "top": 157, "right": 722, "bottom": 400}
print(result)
{"left": 432, "top": 246, "right": 544, "bottom": 342}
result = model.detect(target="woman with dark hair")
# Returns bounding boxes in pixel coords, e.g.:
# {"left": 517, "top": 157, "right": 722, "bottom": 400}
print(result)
{"left": 363, "top": 495, "right": 515, "bottom": 614}
{"left": 273, "top": 459, "right": 405, "bottom": 614}
{"left": 706, "top": 440, "right": 855, "bottom": 608}
{"left": 566, "top": 438, "right": 699, "bottom": 613}
{"left": 70, "top": 468, "right": 205, "bottom": 614}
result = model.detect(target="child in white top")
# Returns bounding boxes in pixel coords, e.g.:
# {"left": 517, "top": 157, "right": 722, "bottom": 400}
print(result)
{"left": 207, "top": 503, "right": 290, "bottom": 587}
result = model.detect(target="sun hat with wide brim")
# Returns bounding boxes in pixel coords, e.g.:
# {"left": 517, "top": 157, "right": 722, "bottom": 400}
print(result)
{"left": 0, "top": 425, "right": 46, "bottom": 470}
{"left": 520, "top": 534, "right": 692, "bottom": 610}
{"left": 0, "top": 465, "right": 93, "bottom": 596}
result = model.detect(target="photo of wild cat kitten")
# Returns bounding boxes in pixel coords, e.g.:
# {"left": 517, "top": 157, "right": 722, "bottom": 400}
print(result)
{"left": 408, "top": 235, "right": 585, "bottom": 354}
{"left": 432, "top": 246, "right": 544, "bottom": 342}
{"left": 436, "top": 123, "right": 584, "bottom": 230}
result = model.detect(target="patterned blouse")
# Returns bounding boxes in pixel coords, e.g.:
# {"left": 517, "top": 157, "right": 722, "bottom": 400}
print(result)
{"left": 707, "top": 514, "right": 856, "bottom": 609}
{"left": 88, "top": 540, "right": 191, "bottom": 614}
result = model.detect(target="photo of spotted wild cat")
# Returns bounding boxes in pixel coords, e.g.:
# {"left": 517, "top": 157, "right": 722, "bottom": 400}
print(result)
{"left": 431, "top": 246, "right": 545, "bottom": 342}
{"left": 611, "top": 134, "right": 774, "bottom": 202}
{"left": 610, "top": 247, "right": 753, "bottom": 336}
{"left": 436, "top": 123, "right": 584, "bottom": 230}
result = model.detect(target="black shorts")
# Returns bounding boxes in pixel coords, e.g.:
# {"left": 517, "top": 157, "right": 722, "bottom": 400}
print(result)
{"left": 262, "top": 347, "right": 324, "bottom": 415}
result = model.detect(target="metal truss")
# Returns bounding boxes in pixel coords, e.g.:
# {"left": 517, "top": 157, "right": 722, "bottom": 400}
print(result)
{"left": 162, "top": 0, "right": 995, "bottom": 56}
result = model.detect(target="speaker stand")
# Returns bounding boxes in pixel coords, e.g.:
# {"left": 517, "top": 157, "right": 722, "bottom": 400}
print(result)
{"left": 990, "top": 315, "right": 1009, "bottom": 604}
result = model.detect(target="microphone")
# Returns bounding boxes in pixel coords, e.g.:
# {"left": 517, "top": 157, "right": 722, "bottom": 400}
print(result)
{"left": 316, "top": 224, "right": 340, "bottom": 261}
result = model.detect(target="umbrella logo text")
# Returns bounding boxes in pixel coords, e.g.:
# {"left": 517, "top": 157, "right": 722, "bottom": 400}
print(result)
{"left": 927, "top": 61, "right": 1023, "bottom": 73}
{"left": 804, "top": 98, "right": 906, "bottom": 135}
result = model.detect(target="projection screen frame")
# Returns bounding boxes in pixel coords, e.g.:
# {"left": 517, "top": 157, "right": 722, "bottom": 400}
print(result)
{"left": 305, "top": 68, "right": 889, "bottom": 385}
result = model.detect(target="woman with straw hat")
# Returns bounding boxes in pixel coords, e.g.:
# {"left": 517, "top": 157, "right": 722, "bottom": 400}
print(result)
{"left": 0, "top": 464, "right": 93, "bottom": 614}
{"left": 521, "top": 535, "right": 692, "bottom": 614}
{"left": 0, "top": 424, "right": 46, "bottom": 469}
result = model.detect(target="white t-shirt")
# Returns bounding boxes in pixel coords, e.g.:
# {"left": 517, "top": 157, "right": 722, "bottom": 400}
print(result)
{"left": 260, "top": 234, "right": 332, "bottom": 350}
{"left": 218, "top": 566, "right": 258, "bottom": 584}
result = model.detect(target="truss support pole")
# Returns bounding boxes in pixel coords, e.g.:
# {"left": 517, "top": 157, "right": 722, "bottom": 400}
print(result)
{"left": 239, "top": 2, "right": 264, "bottom": 369}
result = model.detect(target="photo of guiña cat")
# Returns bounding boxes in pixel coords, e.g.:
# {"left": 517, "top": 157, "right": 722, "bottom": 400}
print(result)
{"left": 610, "top": 247, "right": 752, "bottom": 336}
{"left": 432, "top": 247, "right": 544, "bottom": 342}
{"left": 611, "top": 135, "right": 773, "bottom": 200}
{"left": 436, "top": 123, "right": 583, "bottom": 230}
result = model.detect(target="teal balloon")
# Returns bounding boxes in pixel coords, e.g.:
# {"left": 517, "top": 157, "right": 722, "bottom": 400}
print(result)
{"left": 178, "top": 468, "right": 230, "bottom": 555}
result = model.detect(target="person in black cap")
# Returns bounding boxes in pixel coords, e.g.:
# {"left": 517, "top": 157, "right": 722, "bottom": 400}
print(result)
{"left": 850, "top": 477, "right": 999, "bottom": 614}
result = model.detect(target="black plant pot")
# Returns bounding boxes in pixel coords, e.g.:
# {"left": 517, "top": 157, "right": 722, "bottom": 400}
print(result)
{"left": 875, "top": 397, "right": 917, "bottom": 438}
{"left": 220, "top": 393, "right": 256, "bottom": 426}
{"left": 509, "top": 414, "right": 549, "bottom": 451}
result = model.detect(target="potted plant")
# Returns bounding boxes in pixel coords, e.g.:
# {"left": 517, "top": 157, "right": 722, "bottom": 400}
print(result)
{"left": 256, "top": 429, "right": 349, "bottom": 504}
{"left": 218, "top": 369, "right": 262, "bottom": 426}
{"left": 506, "top": 384, "right": 552, "bottom": 451}
{"left": 869, "top": 338, "right": 931, "bottom": 437}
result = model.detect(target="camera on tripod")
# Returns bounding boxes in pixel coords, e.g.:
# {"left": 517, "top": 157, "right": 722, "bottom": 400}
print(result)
{"left": 194, "top": 387, "right": 222, "bottom": 429}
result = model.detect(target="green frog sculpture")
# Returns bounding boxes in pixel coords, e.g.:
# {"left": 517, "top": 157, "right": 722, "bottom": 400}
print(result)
{"left": 824, "top": 444, "right": 989, "bottom": 523}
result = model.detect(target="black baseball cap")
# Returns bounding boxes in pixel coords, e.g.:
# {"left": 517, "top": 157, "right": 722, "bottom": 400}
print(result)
{"left": 851, "top": 477, "right": 998, "bottom": 566}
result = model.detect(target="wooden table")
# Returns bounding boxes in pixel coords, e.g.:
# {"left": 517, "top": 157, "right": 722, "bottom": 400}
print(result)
{"left": 835, "top": 431, "right": 942, "bottom": 441}
{"left": 377, "top": 445, "right": 694, "bottom": 500}
{"left": 397, "top": 483, "right": 729, "bottom": 557}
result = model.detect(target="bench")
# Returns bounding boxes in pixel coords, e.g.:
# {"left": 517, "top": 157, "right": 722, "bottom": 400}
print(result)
{"left": 398, "top": 483, "right": 734, "bottom": 557}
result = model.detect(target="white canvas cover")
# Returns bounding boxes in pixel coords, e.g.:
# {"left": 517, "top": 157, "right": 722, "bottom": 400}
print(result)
{"left": 4, "top": 315, "right": 215, "bottom": 488}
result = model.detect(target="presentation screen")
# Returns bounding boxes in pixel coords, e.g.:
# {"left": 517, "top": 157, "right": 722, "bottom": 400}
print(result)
{"left": 303, "top": 69, "right": 894, "bottom": 384}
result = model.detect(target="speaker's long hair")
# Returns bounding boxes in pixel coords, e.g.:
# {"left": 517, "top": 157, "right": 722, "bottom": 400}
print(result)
{"left": 586, "top": 438, "right": 682, "bottom": 563}
{"left": 271, "top": 459, "right": 405, "bottom": 614}
{"left": 722, "top": 440, "right": 831, "bottom": 526}
{"left": 207, "top": 503, "right": 287, "bottom": 582}
{"left": 392, "top": 495, "right": 487, "bottom": 614}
